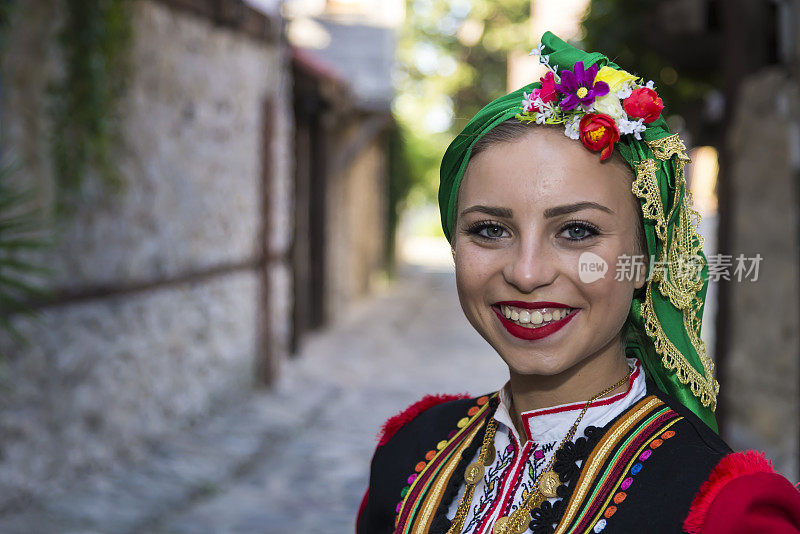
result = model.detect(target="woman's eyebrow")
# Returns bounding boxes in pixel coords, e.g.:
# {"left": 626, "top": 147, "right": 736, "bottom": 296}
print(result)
{"left": 459, "top": 205, "right": 513, "bottom": 218}
{"left": 544, "top": 201, "right": 614, "bottom": 218}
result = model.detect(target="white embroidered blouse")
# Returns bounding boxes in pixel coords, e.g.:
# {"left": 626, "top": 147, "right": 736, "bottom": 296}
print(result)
{"left": 446, "top": 358, "right": 646, "bottom": 534}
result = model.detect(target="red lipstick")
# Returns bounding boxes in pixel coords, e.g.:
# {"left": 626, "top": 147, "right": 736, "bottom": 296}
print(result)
{"left": 492, "top": 303, "right": 578, "bottom": 341}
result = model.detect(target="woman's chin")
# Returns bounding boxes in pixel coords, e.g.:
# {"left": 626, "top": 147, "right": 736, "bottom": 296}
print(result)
{"left": 501, "top": 353, "right": 574, "bottom": 377}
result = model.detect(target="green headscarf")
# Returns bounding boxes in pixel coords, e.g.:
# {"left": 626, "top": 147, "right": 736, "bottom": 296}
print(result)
{"left": 439, "top": 31, "right": 719, "bottom": 431}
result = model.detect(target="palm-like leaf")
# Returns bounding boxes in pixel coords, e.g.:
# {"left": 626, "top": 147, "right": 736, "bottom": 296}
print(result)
{"left": 0, "top": 162, "right": 52, "bottom": 345}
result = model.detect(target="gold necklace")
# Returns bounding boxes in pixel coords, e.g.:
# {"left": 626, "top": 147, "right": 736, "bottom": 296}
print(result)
{"left": 447, "top": 366, "right": 633, "bottom": 534}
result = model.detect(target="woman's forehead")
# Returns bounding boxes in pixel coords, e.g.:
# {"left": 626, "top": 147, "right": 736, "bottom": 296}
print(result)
{"left": 459, "top": 129, "right": 634, "bottom": 215}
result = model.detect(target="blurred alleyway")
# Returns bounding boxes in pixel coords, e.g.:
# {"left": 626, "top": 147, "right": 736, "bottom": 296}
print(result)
{"left": 0, "top": 260, "right": 507, "bottom": 533}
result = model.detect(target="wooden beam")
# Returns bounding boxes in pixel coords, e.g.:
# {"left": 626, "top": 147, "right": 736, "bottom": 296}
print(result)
{"left": 154, "top": 0, "right": 280, "bottom": 43}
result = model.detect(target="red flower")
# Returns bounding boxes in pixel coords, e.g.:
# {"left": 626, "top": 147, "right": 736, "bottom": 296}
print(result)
{"left": 623, "top": 87, "right": 664, "bottom": 123}
{"left": 539, "top": 71, "right": 559, "bottom": 104}
{"left": 579, "top": 113, "right": 620, "bottom": 161}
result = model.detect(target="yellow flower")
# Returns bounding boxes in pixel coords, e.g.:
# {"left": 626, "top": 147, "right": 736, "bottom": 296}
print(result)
{"left": 595, "top": 66, "right": 639, "bottom": 93}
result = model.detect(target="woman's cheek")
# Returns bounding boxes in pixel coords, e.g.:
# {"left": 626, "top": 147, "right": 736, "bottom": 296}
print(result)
{"left": 456, "top": 244, "right": 499, "bottom": 278}
{"left": 570, "top": 248, "right": 627, "bottom": 297}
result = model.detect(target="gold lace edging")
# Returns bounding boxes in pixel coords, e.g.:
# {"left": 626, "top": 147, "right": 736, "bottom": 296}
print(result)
{"left": 632, "top": 133, "right": 719, "bottom": 410}
{"left": 632, "top": 159, "right": 667, "bottom": 242}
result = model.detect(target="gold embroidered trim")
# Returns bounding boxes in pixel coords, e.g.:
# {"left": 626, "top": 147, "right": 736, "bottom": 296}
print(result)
{"left": 632, "top": 159, "right": 667, "bottom": 242}
{"left": 630, "top": 134, "right": 719, "bottom": 410}
{"left": 648, "top": 132, "right": 691, "bottom": 162}
{"left": 641, "top": 282, "right": 718, "bottom": 409}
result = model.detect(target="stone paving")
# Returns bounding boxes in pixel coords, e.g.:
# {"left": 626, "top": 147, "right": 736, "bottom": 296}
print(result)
{"left": 0, "top": 264, "right": 507, "bottom": 533}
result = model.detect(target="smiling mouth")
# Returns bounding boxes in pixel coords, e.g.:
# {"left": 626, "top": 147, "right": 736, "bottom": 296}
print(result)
{"left": 494, "top": 304, "right": 577, "bottom": 329}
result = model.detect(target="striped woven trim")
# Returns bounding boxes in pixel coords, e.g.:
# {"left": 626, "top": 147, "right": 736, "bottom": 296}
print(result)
{"left": 411, "top": 422, "right": 484, "bottom": 532}
{"left": 553, "top": 395, "right": 666, "bottom": 534}
{"left": 394, "top": 393, "right": 497, "bottom": 533}
{"left": 569, "top": 410, "right": 682, "bottom": 533}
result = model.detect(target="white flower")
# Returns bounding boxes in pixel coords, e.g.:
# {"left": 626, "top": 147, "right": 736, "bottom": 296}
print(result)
{"left": 529, "top": 42, "right": 545, "bottom": 56}
{"left": 645, "top": 80, "right": 655, "bottom": 90}
{"left": 564, "top": 115, "right": 582, "bottom": 140}
{"left": 533, "top": 98, "right": 554, "bottom": 124}
{"left": 615, "top": 85, "right": 634, "bottom": 99}
{"left": 521, "top": 92, "right": 536, "bottom": 113}
{"left": 617, "top": 117, "right": 647, "bottom": 140}
{"left": 594, "top": 94, "right": 626, "bottom": 120}
{"left": 535, "top": 111, "right": 549, "bottom": 124}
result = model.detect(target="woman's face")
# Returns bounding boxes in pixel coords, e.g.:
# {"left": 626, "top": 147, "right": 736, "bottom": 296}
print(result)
{"left": 453, "top": 127, "right": 645, "bottom": 377}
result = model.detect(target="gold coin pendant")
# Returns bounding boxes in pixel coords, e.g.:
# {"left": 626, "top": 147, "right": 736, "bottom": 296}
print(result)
{"left": 484, "top": 445, "right": 496, "bottom": 466}
{"left": 538, "top": 470, "right": 561, "bottom": 498}
{"left": 464, "top": 461, "right": 485, "bottom": 485}
{"left": 528, "top": 490, "right": 546, "bottom": 509}
{"left": 493, "top": 516, "right": 511, "bottom": 534}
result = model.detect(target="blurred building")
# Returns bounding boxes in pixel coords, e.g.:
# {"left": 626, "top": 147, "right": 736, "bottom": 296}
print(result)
{"left": 286, "top": 0, "right": 402, "bottom": 349}
{"left": 0, "top": 0, "right": 397, "bottom": 509}
{"left": 634, "top": 0, "right": 800, "bottom": 482}
{"left": 709, "top": 0, "right": 800, "bottom": 481}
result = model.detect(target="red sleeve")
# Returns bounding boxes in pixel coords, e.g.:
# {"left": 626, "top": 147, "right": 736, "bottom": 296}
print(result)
{"left": 377, "top": 393, "right": 469, "bottom": 445}
{"left": 684, "top": 450, "right": 800, "bottom": 534}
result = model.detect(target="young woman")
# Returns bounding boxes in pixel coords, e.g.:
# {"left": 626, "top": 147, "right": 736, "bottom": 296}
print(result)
{"left": 357, "top": 32, "right": 800, "bottom": 534}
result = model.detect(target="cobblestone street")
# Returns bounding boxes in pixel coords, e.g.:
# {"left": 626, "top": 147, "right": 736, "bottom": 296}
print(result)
{"left": 0, "top": 263, "right": 507, "bottom": 533}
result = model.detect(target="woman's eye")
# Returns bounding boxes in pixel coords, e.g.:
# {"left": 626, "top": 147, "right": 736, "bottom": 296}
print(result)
{"left": 467, "top": 222, "right": 509, "bottom": 240}
{"left": 560, "top": 222, "right": 598, "bottom": 241}
{"left": 480, "top": 225, "right": 506, "bottom": 238}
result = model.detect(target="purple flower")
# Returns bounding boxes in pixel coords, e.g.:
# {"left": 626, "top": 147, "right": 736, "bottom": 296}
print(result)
{"left": 534, "top": 449, "right": 545, "bottom": 460}
{"left": 555, "top": 61, "right": 609, "bottom": 111}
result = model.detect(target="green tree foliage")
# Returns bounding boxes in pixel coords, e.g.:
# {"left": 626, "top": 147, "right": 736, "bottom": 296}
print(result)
{"left": 581, "top": 0, "right": 721, "bottom": 128}
{"left": 392, "top": 0, "right": 531, "bottom": 210}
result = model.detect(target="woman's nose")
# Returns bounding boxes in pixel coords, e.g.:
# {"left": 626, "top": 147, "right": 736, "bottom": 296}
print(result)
{"left": 502, "top": 237, "right": 558, "bottom": 293}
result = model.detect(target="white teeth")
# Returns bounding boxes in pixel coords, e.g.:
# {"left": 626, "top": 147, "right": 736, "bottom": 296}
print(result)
{"left": 499, "top": 306, "right": 573, "bottom": 328}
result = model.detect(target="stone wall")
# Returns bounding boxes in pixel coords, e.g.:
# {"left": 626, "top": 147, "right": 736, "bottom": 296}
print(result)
{"left": 325, "top": 126, "right": 388, "bottom": 319}
{"left": 722, "top": 67, "right": 800, "bottom": 480}
{"left": 0, "top": 0, "right": 293, "bottom": 508}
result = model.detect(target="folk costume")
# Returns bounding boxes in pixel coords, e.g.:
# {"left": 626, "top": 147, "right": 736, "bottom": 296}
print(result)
{"left": 357, "top": 32, "right": 800, "bottom": 534}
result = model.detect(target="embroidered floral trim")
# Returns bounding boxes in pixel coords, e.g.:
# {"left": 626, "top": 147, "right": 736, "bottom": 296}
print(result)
{"left": 462, "top": 430, "right": 517, "bottom": 532}
{"left": 432, "top": 420, "right": 604, "bottom": 534}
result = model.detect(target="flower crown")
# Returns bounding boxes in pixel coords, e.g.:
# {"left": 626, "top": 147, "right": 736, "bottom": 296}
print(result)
{"left": 516, "top": 42, "right": 664, "bottom": 161}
